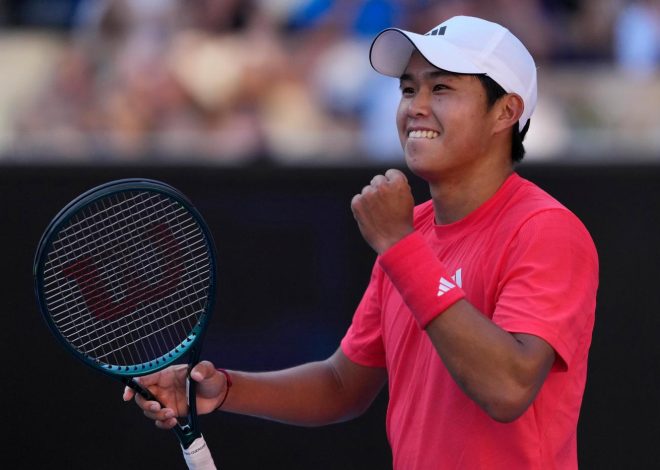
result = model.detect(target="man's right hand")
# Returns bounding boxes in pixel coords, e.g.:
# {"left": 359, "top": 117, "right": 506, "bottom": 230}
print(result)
{"left": 122, "top": 360, "right": 229, "bottom": 430}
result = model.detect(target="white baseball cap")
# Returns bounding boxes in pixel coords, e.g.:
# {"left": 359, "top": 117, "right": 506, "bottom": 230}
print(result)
{"left": 369, "top": 16, "right": 537, "bottom": 133}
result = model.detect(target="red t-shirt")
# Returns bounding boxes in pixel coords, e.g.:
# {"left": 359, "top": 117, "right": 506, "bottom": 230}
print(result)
{"left": 341, "top": 173, "right": 599, "bottom": 469}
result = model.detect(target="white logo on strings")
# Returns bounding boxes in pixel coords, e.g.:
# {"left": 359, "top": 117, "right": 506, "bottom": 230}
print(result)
{"left": 437, "top": 268, "right": 462, "bottom": 296}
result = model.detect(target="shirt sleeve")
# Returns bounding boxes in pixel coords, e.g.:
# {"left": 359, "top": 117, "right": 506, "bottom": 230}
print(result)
{"left": 493, "top": 209, "right": 599, "bottom": 370}
{"left": 340, "top": 263, "right": 387, "bottom": 368}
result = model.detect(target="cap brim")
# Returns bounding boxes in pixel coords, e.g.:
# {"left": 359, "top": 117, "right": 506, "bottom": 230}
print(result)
{"left": 369, "top": 28, "right": 483, "bottom": 78}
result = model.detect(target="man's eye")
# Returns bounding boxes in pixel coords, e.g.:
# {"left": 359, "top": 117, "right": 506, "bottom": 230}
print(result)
{"left": 401, "top": 87, "right": 415, "bottom": 96}
{"left": 433, "top": 84, "right": 449, "bottom": 92}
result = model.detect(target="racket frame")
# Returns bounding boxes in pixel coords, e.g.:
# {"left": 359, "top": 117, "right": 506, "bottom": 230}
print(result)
{"left": 33, "top": 178, "right": 218, "bottom": 448}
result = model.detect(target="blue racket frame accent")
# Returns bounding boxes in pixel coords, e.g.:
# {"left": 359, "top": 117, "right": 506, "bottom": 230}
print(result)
{"left": 97, "top": 328, "right": 203, "bottom": 377}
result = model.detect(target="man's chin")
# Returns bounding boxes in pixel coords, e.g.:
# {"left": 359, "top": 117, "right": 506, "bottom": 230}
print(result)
{"left": 405, "top": 160, "right": 435, "bottom": 183}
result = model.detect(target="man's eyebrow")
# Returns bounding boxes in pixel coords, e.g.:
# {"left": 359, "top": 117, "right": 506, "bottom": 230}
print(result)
{"left": 399, "top": 69, "right": 461, "bottom": 83}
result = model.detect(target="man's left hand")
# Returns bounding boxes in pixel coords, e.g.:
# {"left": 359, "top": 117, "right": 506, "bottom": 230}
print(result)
{"left": 351, "top": 169, "right": 415, "bottom": 254}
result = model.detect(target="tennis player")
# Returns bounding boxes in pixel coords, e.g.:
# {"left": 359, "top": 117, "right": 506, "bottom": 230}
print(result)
{"left": 125, "top": 16, "right": 599, "bottom": 469}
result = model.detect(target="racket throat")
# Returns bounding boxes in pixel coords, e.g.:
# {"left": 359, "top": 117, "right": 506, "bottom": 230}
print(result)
{"left": 175, "top": 424, "right": 202, "bottom": 449}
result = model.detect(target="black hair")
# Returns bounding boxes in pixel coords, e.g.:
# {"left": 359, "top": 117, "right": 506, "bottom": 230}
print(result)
{"left": 475, "top": 74, "right": 528, "bottom": 163}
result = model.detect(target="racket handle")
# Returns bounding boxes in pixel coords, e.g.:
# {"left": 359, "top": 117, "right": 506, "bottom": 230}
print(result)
{"left": 125, "top": 378, "right": 158, "bottom": 401}
{"left": 182, "top": 435, "right": 217, "bottom": 470}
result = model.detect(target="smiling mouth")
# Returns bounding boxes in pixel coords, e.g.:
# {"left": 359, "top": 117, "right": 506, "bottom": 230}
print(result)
{"left": 408, "top": 130, "right": 439, "bottom": 139}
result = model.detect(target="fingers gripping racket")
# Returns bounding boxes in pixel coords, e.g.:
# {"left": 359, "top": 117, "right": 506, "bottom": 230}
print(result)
{"left": 33, "top": 179, "right": 218, "bottom": 469}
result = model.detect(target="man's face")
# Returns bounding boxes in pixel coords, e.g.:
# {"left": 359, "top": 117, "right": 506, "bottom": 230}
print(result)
{"left": 396, "top": 52, "right": 497, "bottom": 181}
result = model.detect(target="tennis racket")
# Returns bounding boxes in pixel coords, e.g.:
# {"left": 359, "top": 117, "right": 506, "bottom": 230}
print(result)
{"left": 33, "top": 178, "right": 218, "bottom": 469}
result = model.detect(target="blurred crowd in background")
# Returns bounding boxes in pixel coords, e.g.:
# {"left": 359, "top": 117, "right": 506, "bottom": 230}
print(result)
{"left": 0, "top": 0, "right": 658, "bottom": 165}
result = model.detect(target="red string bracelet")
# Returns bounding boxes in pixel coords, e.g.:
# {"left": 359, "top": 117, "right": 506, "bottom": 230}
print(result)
{"left": 216, "top": 368, "right": 232, "bottom": 410}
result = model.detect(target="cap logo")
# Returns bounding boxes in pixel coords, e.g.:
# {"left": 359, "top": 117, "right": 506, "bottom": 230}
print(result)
{"left": 425, "top": 26, "right": 446, "bottom": 36}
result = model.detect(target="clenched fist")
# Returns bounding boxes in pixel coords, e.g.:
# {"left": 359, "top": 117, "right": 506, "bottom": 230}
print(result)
{"left": 351, "top": 168, "right": 415, "bottom": 254}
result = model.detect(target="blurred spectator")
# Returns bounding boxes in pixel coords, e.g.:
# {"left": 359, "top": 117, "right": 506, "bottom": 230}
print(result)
{"left": 565, "top": 0, "right": 622, "bottom": 62}
{"left": 614, "top": 0, "right": 660, "bottom": 76}
{"left": 288, "top": 0, "right": 404, "bottom": 162}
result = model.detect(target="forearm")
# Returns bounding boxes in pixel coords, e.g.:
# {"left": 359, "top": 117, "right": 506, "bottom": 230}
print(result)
{"left": 425, "top": 300, "right": 554, "bottom": 422}
{"left": 220, "top": 351, "right": 386, "bottom": 426}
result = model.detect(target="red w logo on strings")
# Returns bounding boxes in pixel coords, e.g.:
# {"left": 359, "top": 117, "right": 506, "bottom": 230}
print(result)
{"left": 62, "top": 223, "right": 184, "bottom": 321}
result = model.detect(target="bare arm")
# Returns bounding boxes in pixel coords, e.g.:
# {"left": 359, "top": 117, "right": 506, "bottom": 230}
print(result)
{"left": 425, "top": 301, "right": 554, "bottom": 422}
{"left": 127, "top": 348, "right": 387, "bottom": 429}
{"left": 222, "top": 348, "right": 387, "bottom": 426}
{"left": 351, "top": 169, "right": 555, "bottom": 422}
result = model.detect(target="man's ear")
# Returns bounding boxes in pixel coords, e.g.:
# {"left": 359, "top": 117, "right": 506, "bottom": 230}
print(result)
{"left": 493, "top": 94, "right": 524, "bottom": 134}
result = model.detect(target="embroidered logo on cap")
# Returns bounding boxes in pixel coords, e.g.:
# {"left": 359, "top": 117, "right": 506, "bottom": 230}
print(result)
{"left": 426, "top": 26, "right": 446, "bottom": 36}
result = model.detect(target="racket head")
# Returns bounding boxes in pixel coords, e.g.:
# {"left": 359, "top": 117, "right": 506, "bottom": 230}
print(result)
{"left": 33, "top": 178, "right": 217, "bottom": 378}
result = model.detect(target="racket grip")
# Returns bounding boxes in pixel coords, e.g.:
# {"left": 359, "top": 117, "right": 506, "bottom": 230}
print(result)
{"left": 125, "top": 378, "right": 157, "bottom": 401}
{"left": 182, "top": 435, "right": 217, "bottom": 470}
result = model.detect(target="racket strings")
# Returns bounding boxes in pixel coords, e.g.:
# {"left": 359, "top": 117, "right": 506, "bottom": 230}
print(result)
{"left": 43, "top": 195, "right": 186, "bottom": 286}
{"left": 41, "top": 189, "right": 213, "bottom": 369}
{"left": 46, "top": 231, "right": 208, "bottom": 317}
{"left": 46, "top": 192, "right": 160, "bottom": 259}
{"left": 52, "top": 260, "right": 210, "bottom": 336}
{"left": 66, "top": 281, "right": 210, "bottom": 358}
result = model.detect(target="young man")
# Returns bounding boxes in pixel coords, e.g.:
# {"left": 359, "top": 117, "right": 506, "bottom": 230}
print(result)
{"left": 125, "top": 16, "right": 598, "bottom": 469}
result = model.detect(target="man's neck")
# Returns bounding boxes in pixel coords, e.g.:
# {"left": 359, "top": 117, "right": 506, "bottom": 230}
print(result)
{"left": 429, "top": 164, "right": 514, "bottom": 225}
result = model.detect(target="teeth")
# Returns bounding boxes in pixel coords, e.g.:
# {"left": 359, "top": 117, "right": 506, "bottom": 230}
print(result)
{"left": 409, "top": 130, "right": 439, "bottom": 139}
